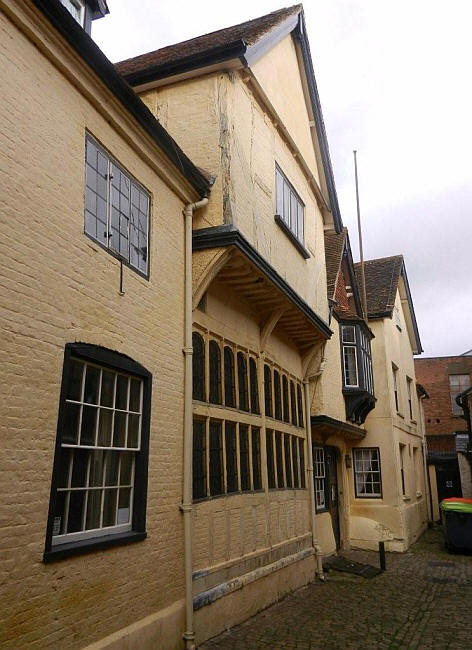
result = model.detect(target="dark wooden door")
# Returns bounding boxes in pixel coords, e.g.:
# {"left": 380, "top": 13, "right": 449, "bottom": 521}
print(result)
{"left": 325, "top": 446, "right": 341, "bottom": 549}
{"left": 436, "top": 460, "right": 462, "bottom": 502}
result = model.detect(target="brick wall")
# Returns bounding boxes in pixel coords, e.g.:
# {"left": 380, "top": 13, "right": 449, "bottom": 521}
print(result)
{"left": 414, "top": 356, "right": 472, "bottom": 436}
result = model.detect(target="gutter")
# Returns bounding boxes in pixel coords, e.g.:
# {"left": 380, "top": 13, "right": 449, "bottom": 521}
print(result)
{"left": 181, "top": 198, "right": 209, "bottom": 650}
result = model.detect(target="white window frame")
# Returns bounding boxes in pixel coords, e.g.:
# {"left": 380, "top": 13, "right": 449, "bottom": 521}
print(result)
{"left": 449, "top": 374, "right": 471, "bottom": 416}
{"left": 60, "top": 0, "right": 85, "bottom": 25}
{"left": 275, "top": 165, "right": 305, "bottom": 244}
{"left": 353, "top": 448, "right": 382, "bottom": 498}
{"left": 314, "top": 447, "right": 327, "bottom": 510}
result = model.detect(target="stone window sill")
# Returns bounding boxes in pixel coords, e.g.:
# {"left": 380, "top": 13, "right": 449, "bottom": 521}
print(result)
{"left": 43, "top": 531, "right": 147, "bottom": 563}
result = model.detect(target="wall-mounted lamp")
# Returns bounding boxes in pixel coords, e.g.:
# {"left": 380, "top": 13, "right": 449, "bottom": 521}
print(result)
{"left": 345, "top": 454, "right": 352, "bottom": 469}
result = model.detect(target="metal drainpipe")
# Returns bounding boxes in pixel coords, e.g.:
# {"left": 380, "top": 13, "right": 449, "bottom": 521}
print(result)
{"left": 304, "top": 343, "right": 327, "bottom": 580}
{"left": 181, "top": 198, "right": 208, "bottom": 650}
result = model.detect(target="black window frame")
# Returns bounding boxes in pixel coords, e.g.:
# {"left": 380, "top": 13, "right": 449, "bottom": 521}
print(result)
{"left": 237, "top": 351, "right": 249, "bottom": 412}
{"left": 209, "top": 340, "right": 222, "bottom": 405}
{"left": 44, "top": 343, "right": 151, "bottom": 563}
{"left": 224, "top": 346, "right": 236, "bottom": 408}
{"left": 192, "top": 332, "right": 205, "bottom": 402}
{"left": 84, "top": 134, "right": 151, "bottom": 279}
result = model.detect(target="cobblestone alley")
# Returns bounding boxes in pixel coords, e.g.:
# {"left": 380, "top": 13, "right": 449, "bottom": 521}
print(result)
{"left": 201, "top": 527, "right": 472, "bottom": 650}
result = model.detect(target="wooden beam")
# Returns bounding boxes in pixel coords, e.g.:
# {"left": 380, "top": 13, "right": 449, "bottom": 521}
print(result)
{"left": 260, "top": 307, "right": 286, "bottom": 351}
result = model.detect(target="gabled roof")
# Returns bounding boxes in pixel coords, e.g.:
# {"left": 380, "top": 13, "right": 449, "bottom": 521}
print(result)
{"left": 324, "top": 228, "right": 364, "bottom": 321}
{"left": 355, "top": 255, "right": 423, "bottom": 354}
{"left": 355, "top": 256, "right": 403, "bottom": 318}
{"left": 116, "top": 5, "right": 302, "bottom": 79}
{"left": 30, "top": 0, "right": 211, "bottom": 198}
{"left": 116, "top": 5, "right": 343, "bottom": 233}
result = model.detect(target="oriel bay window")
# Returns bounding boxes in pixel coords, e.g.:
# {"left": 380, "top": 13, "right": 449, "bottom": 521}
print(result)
{"left": 340, "top": 323, "right": 375, "bottom": 425}
{"left": 44, "top": 344, "right": 151, "bottom": 561}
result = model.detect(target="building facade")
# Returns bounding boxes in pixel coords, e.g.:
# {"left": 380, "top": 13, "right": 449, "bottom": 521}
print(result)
{"left": 117, "top": 5, "right": 345, "bottom": 644}
{"left": 415, "top": 353, "right": 472, "bottom": 519}
{"left": 0, "top": 1, "right": 211, "bottom": 649}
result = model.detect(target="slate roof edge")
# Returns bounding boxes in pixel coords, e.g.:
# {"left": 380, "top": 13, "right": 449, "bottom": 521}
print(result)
{"left": 31, "top": 0, "right": 211, "bottom": 198}
{"left": 192, "top": 225, "right": 332, "bottom": 339}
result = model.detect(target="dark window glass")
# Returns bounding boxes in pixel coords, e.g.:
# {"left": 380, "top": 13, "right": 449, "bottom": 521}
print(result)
{"left": 274, "top": 371, "right": 282, "bottom": 420}
{"left": 290, "top": 380, "right": 297, "bottom": 424}
{"left": 297, "top": 385, "right": 304, "bottom": 427}
{"left": 275, "top": 432, "right": 284, "bottom": 488}
{"left": 237, "top": 352, "right": 249, "bottom": 411}
{"left": 209, "top": 341, "right": 221, "bottom": 404}
{"left": 192, "top": 332, "right": 205, "bottom": 401}
{"left": 282, "top": 375, "right": 290, "bottom": 423}
{"left": 252, "top": 428, "right": 262, "bottom": 490}
{"left": 266, "top": 430, "right": 276, "bottom": 488}
{"left": 209, "top": 420, "right": 223, "bottom": 496}
{"left": 85, "top": 135, "right": 149, "bottom": 276}
{"left": 249, "top": 358, "right": 260, "bottom": 414}
{"left": 224, "top": 346, "right": 236, "bottom": 407}
{"left": 292, "top": 436, "right": 299, "bottom": 488}
{"left": 239, "top": 425, "right": 250, "bottom": 491}
{"left": 225, "top": 422, "right": 238, "bottom": 493}
{"left": 299, "top": 438, "right": 306, "bottom": 488}
{"left": 264, "top": 365, "right": 273, "bottom": 417}
{"left": 284, "top": 435, "right": 293, "bottom": 487}
{"left": 193, "top": 419, "right": 206, "bottom": 499}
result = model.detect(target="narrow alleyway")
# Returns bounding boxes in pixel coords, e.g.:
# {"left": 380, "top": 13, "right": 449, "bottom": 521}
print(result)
{"left": 200, "top": 527, "right": 472, "bottom": 649}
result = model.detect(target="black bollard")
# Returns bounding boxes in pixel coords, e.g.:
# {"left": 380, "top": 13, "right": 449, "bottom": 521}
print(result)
{"left": 379, "top": 541, "right": 386, "bottom": 571}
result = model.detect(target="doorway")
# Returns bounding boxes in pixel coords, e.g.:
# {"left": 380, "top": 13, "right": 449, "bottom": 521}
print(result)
{"left": 325, "top": 446, "right": 341, "bottom": 549}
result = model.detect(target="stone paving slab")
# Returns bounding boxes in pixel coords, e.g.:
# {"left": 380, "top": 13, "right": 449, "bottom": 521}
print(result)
{"left": 200, "top": 527, "right": 472, "bottom": 650}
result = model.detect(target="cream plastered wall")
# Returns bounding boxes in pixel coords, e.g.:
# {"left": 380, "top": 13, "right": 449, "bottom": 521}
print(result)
{"left": 226, "top": 70, "right": 328, "bottom": 320}
{"left": 137, "top": 61, "right": 329, "bottom": 321}
{"left": 140, "top": 74, "right": 223, "bottom": 230}
{"left": 250, "top": 34, "right": 320, "bottom": 185}
{"left": 350, "top": 291, "right": 427, "bottom": 551}
{"left": 0, "top": 5, "right": 201, "bottom": 649}
{"left": 311, "top": 318, "right": 347, "bottom": 420}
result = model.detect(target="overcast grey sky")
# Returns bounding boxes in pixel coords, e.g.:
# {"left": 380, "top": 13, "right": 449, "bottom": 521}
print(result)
{"left": 93, "top": 1, "right": 472, "bottom": 358}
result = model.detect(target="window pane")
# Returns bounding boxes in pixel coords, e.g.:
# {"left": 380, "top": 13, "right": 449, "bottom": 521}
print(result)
{"left": 89, "top": 449, "right": 105, "bottom": 487}
{"left": 209, "top": 341, "right": 222, "bottom": 404}
{"left": 284, "top": 435, "right": 293, "bottom": 488}
{"left": 116, "top": 375, "right": 128, "bottom": 410}
{"left": 266, "top": 430, "right": 276, "bottom": 489}
{"left": 224, "top": 347, "right": 235, "bottom": 407}
{"left": 276, "top": 168, "right": 284, "bottom": 216}
{"left": 297, "top": 385, "right": 304, "bottom": 427}
{"left": 249, "top": 358, "right": 260, "bottom": 414}
{"left": 299, "top": 438, "right": 306, "bottom": 488}
{"left": 129, "top": 378, "right": 141, "bottom": 413}
{"left": 290, "top": 380, "right": 297, "bottom": 424}
{"left": 101, "top": 370, "right": 115, "bottom": 408}
{"left": 209, "top": 421, "right": 223, "bottom": 496}
{"left": 67, "top": 360, "right": 84, "bottom": 401}
{"left": 343, "top": 346, "right": 358, "bottom": 386}
{"left": 192, "top": 332, "right": 205, "bottom": 402}
{"left": 71, "top": 449, "right": 89, "bottom": 487}
{"left": 342, "top": 326, "right": 356, "bottom": 344}
{"left": 85, "top": 490, "right": 102, "bottom": 530}
{"left": 67, "top": 491, "right": 86, "bottom": 533}
{"left": 282, "top": 375, "right": 289, "bottom": 423}
{"left": 63, "top": 402, "right": 80, "bottom": 444}
{"left": 297, "top": 203, "right": 304, "bottom": 241}
{"left": 274, "top": 370, "right": 282, "bottom": 420}
{"left": 264, "top": 365, "right": 272, "bottom": 417}
{"left": 292, "top": 437, "right": 299, "bottom": 488}
{"left": 97, "top": 409, "right": 113, "bottom": 447}
{"left": 239, "top": 424, "right": 250, "bottom": 491}
{"left": 237, "top": 352, "right": 249, "bottom": 411}
{"left": 225, "top": 422, "right": 238, "bottom": 493}
{"left": 127, "top": 414, "right": 140, "bottom": 449}
{"left": 193, "top": 420, "right": 206, "bottom": 499}
{"left": 80, "top": 405, "right": 97, "bottom": 445}
{"left": 117, "top": 488, "right": 131, "bottom": 524}
{"left": 252, "top": 428, "right": 262, "bottom": 490}
{"left": 120, "top": 452, "right": 133, "bottom": 485}
{"left": 113, "top": 412, "right": 127, "bottom": 447}
{"left": 103, "top": 489, "right": 117, "bottom": 527}
{"left": 275, "top": 432, "right": 284, "bottom": 488}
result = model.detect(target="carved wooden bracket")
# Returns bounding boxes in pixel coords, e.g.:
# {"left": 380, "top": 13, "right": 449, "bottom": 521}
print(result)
{"left": 260, "top": 307, "right": 286, "bottom": 352}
